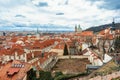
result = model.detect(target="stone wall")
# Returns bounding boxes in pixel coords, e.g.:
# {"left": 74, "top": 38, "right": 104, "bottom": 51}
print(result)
{"left": 71, "top": 71, "right": 120, "bottom": 80}
{"left": 89, "top": 71, "right": 120, "bottom": 80}
{"left": 58, "top": 55, "right": 89, "bottom": 59}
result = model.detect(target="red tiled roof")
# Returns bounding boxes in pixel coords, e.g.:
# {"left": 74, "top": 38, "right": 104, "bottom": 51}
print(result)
{"left": 0, "top": 49, "right": 10, "bottom": 55}
{"left": 7, "top": 67, "right": 20, "bottom": 75}
{"left": 54, "top": 43, "right": 64, "bottom": 49}
{"left": 0, "top": 60, "right": 31, "bottom": 80}
{"left": 108, "top": 34, "right": 114, "bottom": 40}
{"left": 98, "top": 28, "right": 111, "bottom": 35}
{"left": 81, "top": 31, "right": 93, "bottom": 36}
{"left": 39, "top": 57, "right": 48, "bottom": 64}
{"left": 27, "top": 53, "right": 33, "bottom": 61}
{"left": 34, "top": 51, "right": 41, "bottom": 58}
{"left": 10, "top": 37, "right": 18, "bottom": 42}
{"left": 75, "top": 31, "right": 93, "bottom": 37}
{"left": 31, "top": 39, "right": 56, "bottom": 49}
{"left": 10, "top": 44, "right": 24, "bottom": 55}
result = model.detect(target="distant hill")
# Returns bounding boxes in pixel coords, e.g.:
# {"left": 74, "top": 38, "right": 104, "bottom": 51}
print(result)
{"left": 86, "top": 23, "right": 120, "bottom": 32}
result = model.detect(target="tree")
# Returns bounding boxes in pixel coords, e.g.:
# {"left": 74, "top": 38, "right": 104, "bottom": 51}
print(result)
{"left": 97, "top": 37, "right": 107, "bottom": 60}
{"left": 85, "top": 36, "right": 93, "bottom": 47}
{"left": 38, "top": 71, "right": 53, "bottom": 80}
{"left": 102, "top": 39, "right": 106, "bottom": 59}
{"left": 63, "top": 44, "right": 69, "bottom": 55}
{"left": 114, "top": 36, "right": 120, "bottom": 53}
{"left": 54, "top": 71, "right": 63, "bottom": 78}
{"left": 27, "top": 68, "right": 36, "bottom": 80}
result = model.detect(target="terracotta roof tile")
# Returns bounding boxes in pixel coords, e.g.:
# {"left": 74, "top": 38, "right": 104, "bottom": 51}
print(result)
{"left": 27, "top": 53, "right": 33, "bottom": 61}
{"left": 54, "top": 43, "right": 64, "bottom": 49}
{"left": 34, "top": 51, "right": 41, "bottom": 58}
{"left": 0, "top": 60, "right": 31, "bottom": 80}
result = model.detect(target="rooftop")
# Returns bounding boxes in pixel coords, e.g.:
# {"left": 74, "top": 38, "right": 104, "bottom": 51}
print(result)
{"left": 0, "top": 60, "right": 31, "bottom": 80}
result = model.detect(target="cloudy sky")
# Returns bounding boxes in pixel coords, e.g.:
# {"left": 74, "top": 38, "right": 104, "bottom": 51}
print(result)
{"left": 0, "top": 0, "right": 120, "bottom": 31}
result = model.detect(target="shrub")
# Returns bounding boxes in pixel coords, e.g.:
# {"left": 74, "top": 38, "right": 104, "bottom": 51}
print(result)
{"left": 54, "top": 72, "right": 88, "bottom": 80}
{"left": 38, "top": 70, "right": 53, "bottom": 80}
{"left": 27, "top": 68, "right": 36, "bottom": 80}
{"left": 54, "top": 71, "right": 63, "bottom": 78}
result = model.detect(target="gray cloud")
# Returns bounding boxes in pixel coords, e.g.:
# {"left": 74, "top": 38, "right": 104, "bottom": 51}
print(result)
{"left": 56, "top": 12, "right": 64, "bottom": 15}
{"left": 36, "top": 2, "right": 48, "bottom": 7}
{"left": 15, "top": 15, "right": 26, "bottom": 18}
{"left": 65, "top": 0, "right": 68, "bottom": 5}
{"left": 89, "top": 0, "right": 120, "bottom": 10}
{"left": 99, "top": 0, "right": 120, "bottom": 10}
{"left": 0, "top": 0, "right": 120, "bottom": 31}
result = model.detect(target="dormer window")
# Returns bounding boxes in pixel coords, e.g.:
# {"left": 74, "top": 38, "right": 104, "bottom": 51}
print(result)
{"left": 12, "top": 64, "right": 24, "bottom": 68}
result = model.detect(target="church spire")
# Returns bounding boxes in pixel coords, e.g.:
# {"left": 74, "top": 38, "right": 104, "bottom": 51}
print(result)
{"left": 75, "top": 24, "right": 77, "bottom": 32}
{"left": 78, "top": 24, "right": 80, "bottom": 28}
{"left": 77, "top": 24, "right": 82, "bottom": 32}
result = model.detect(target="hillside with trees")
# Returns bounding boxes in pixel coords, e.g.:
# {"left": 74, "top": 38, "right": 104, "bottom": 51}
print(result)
{"left": 86, "top": 23, "right": 120, "bottom": 32}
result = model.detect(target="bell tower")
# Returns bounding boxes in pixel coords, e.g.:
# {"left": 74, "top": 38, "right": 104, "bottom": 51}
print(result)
{"left": 77, "top": 24, "right": 82, "bottom": 32}
{"left": 75, "top": 25, "right": 77, "bottom": 32}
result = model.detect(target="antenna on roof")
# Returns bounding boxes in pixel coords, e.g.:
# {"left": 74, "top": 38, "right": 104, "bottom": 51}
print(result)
{"left": 112, "top": 17, "right": 115, "bottom": 28}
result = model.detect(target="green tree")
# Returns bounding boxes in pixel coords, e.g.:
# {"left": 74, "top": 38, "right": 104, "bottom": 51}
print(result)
{"left": 63, "top": 44, "right": 69, "bottom": 55}
{"left": 27, "top": 68, "right": 36, "bottom": 80}
{"left": 114, "top": 36, "right": 120, "bottom": 53}
{"left": 54, "top": 71, "right": 63, "bottom": 78}
{"left": 38, "top": 71, "right": 53, "bottom": 80}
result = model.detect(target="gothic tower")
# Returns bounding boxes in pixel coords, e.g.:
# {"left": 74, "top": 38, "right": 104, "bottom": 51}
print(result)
{"left": 75, "top": 25, "right": 77, "bottom": 32}
{"left": 77, "top": 24, "right": 82, "bottom": 32}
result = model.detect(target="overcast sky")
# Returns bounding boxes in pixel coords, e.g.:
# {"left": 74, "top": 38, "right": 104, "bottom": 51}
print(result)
{"left": 0, "top": 0, "right": 120, "bottom": 31}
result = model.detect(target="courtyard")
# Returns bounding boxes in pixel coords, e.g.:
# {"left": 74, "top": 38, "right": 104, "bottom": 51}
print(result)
{"left": 51, "top": 58, "right": 91, "bottom": 74}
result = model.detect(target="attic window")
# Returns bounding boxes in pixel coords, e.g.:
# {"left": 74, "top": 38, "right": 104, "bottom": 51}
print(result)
{"left": 12, "top": 64, "right": 25, "bottom": 68}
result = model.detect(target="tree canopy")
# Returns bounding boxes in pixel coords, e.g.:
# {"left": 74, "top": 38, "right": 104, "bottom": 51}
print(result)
{"left": 114, "top": 36, "right": 120, "bottom": 53}
{"left": 63, "top": 44, "right": 69, "bottom": 55}
{"left": 27, "top": 68, "right": 36, "bottom": 80}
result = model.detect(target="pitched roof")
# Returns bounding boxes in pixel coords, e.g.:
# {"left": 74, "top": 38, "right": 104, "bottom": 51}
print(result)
{"left": 54, "top": 43, "right": 65, "bottom": 49}
{"left": 98, "top": 28, "right": 111, "bottom": 35}
{"left": 26, "top": 53, "right": 33, "bottom": 61}
{"left": 75, "top": 31, "right": 93, "bottom": 37}
{"left": 0, "top": 60, "right": 31, "bottom": 80}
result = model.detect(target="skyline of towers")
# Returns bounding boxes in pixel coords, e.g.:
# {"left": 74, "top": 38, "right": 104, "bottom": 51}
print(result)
{"left": 75, "top": 24, "right": 82, "bottom": 32}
